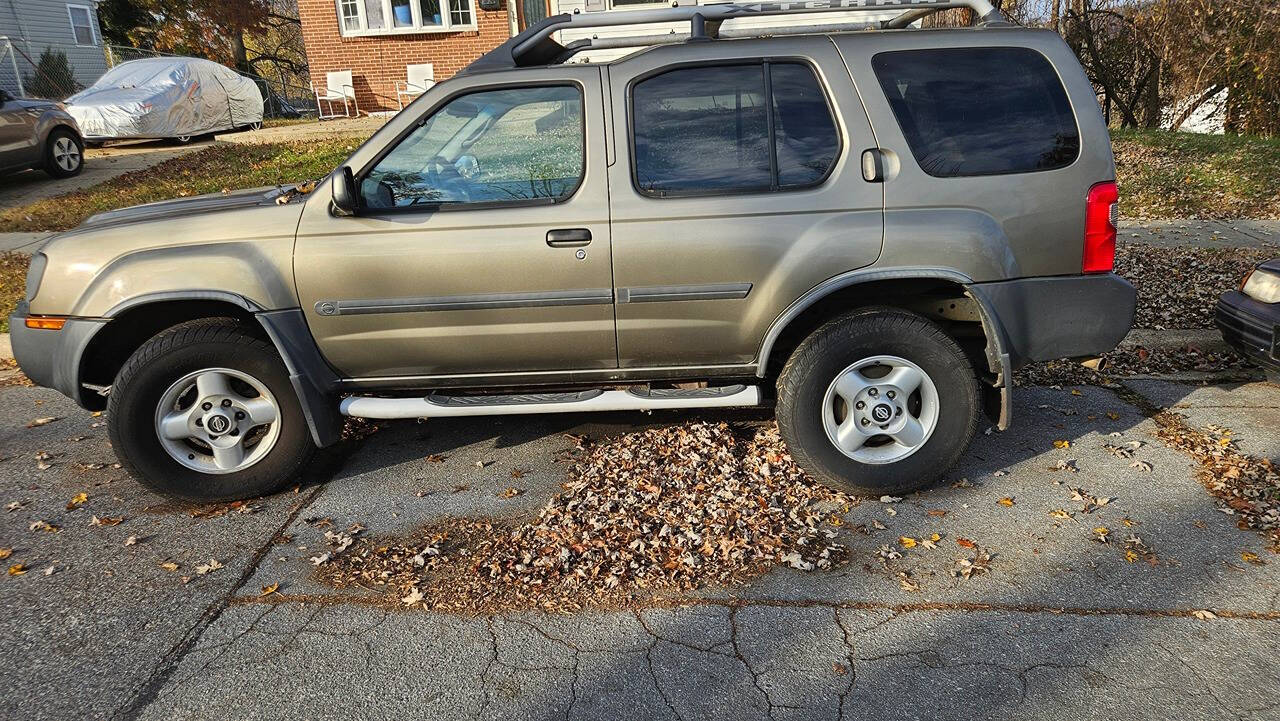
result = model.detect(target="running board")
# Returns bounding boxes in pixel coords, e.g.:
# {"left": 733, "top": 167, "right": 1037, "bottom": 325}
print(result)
{"left": 339, "top": 385, "right": 761, "bottom": 419}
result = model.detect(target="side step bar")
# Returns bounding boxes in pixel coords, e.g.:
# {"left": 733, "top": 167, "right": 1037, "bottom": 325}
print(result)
{"left": 340, "top": 385, "right": 761, "bottom": 420}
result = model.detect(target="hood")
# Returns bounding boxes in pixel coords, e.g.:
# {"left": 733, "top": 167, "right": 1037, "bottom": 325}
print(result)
{"left": 15, "top": 97, "right": 62, "bottom": 110}
{"left": 80, "top": 185, "right": 289, "bottom": 230}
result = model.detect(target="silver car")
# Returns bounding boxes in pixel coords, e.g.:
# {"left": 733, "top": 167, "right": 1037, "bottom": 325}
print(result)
{"left": 0, "top": 87, "right": 84, "bottom": 178}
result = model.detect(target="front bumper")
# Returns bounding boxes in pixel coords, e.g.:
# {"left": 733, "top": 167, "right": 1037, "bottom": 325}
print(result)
{"left": 1215, "top": 290, "right": 1279, "bottom": 372}
{"left": 9, "top": 301, "right": 107, "bottom": 408}
{"left": 968, "top": 273, "right": 1136, "bottom": 369}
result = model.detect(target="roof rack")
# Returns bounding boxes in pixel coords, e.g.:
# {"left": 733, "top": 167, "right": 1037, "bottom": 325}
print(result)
{"left": 464, "top": 0, "right": 1007, "bottom": 74}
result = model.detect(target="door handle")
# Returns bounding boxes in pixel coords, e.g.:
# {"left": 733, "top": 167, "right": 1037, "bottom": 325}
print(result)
{"left": 546, "top": 228, "right": 592, "bottom": 247}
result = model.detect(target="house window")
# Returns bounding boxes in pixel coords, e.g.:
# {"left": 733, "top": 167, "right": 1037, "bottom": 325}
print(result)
{"left": 67, "top": 4, "right": 96, "bottom": 45}
{"left": 334, "top": 0, "right": 476, "bottom": 34}
{"left": 339, "top": 0, "right": 361, "bottom": 30}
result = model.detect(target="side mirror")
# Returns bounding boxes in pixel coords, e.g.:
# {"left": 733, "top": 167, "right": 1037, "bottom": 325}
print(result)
{"left": 331, "top": 166, "right": 358, "bottom": 215}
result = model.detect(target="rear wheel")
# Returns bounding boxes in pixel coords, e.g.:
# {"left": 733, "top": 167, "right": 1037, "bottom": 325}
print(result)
{"left": 776, "top": 308, "right": 981, "bottom": 495}
{"left": 43, "top": 128, "right": 83, "bottom": 178}
{"left": 107, "top": 318, "right": 315, "bottom": 502}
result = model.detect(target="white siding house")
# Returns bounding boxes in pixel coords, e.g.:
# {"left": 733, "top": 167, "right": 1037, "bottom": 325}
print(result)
{"left": 1, "top": 0, "right": 107, "bottom": 97}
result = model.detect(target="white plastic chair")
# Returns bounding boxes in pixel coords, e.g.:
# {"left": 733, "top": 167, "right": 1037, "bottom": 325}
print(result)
{"left": 396, "top": 64, "right": 435, "bottom": 110}
{"left": 313, "top": 70, "right": 358, "bottom": 119}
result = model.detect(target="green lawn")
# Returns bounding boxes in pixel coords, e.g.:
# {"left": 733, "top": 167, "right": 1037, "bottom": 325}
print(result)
{"left": 0, "top": 139, "right": 360, "bottom": 233}
{"left": 1112, "top": 128, "right": 1280, "bottom": 220}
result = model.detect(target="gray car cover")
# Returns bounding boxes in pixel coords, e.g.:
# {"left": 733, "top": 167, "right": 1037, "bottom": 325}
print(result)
{"left": 66, "top": 57, "right": 263, "bottom": 140}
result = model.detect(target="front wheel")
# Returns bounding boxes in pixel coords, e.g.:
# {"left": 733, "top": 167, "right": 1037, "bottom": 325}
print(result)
{"left": 107, "top": 318, "right": 316, "bottom": 502}
{"left": 776, "top": 308, "right": 981, "bottom": 496}
{"left": 43, "top": 128, "right": 83, "bottom": 178}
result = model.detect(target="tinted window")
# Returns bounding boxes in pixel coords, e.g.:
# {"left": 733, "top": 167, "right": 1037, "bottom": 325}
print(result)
{"left": 632, "top": 62, "right": 839, "bottom": 196}
{"left": 362, "top": 85, "right": 583, "bottom": 209}
{"left": 771, "top": 63, "right": 839, "bottom": 187}
{"left": 872, "top": 48, "right": 1079, "bottom": 177}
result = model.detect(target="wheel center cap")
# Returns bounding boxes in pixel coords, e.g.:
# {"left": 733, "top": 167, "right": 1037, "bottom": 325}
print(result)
{"left": 870, "top": 403, "right": 893, "bottom": 423}
{"left": 205, "top": 413, "right": 232, "bottom": 435}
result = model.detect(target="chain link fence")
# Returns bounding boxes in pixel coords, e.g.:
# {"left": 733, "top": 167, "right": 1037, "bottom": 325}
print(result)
{"left": 1, "top": 36, "right": 315, "bottom": 119}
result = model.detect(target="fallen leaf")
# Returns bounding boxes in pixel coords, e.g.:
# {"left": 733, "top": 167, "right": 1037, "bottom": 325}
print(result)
{"left": 90, "top": 515, "right": 123, "bottom": 527}
{"left": 29, "top": 520, "right": 59, "bottom": 533}
{"left": 997, "top": 497, "right": 1015, "bottom": 507}
{"left": 309, "top": 552, "right": 331, "bottom": 566}
{"left": 195, "top": 558, "right": 223, "bottom": 574}
{"left": 160, "top": 562, "right": 179, "bottom": 572}
{"left": 27, "top": 417, "right": 60, "bottom": 428}
{"left": 899, "top": 536, "right": 917, "bottom": 549}
{"left": 1130, "top": 460, "right": 1152, "bottom": 472}
{"left": 1070, "top": 389, "right": 1083, "bottom": 396}
{"left": 1192, "top": 610, "right": 1217, "bottom": 621}
{"left": 1106, "top": 412, "right": 1120, "bottom": 421}
{"left": 832, "top": 662, "right": 848, "bottom": 675}
{"left": 500, "top": 487, "right": 524, "bottom": 499}
{"left": 402, "top": 586, "right": 425, "bottom": 606}
{"left": 1241, "top": 551, "right": 1264, "bottom": 566}
{"left": 260, "top": 583, "right": 280, "bottom": 596}
{"left": 1053, "top": 439, "right": 1071, "bottom": 449}
{"left": 879, "top": 495, "right": 902, "bottom": 504}
{"left": 43, "top": 565, "right": 56, "bottom": 576}
{"left": 123, "top": 535, "right": 138, "bottom": 546}
{"left": 8, "top": 563, "right": 26, "bottom": 576}
{"left": 927, "top": 510, "right": 948, "bottom": 518}
{"left": 956, "top": 537, "right": 977, "bottom": 549}
{"left": 65, "top": 492, "right": 88, "bottom": 510}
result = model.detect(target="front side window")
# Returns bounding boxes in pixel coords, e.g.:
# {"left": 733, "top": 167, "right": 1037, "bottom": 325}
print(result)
{"left": 631, "top": 62, "right": 839, "bottom": 197}
{"left": 362, "top": 85, "right": 584, "bottom": 209}
{"left": 872, "top": 48, "right": 1080, "bottom": 178}
{"left": 68, "top": 5, "right": 95, "bottom": 45}
{"left": 335, "top": 0, "right": 475, "bottom": 34}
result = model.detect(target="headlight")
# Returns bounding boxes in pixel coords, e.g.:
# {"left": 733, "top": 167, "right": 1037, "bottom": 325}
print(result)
{"left": 25, "top": 252, "right": 47, "bottom": 301}
{"left": 1242, "top": 268, "right": 1280, "bottom": 304}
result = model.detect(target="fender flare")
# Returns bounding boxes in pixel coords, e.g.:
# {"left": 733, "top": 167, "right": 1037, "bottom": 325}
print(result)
{"left": 754, "top": 266, "right": 1014, "bottom": 428}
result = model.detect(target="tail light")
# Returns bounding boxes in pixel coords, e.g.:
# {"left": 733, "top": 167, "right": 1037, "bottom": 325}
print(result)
{"left": 1083, "top": 181, "right": 1118, "bottom": 273}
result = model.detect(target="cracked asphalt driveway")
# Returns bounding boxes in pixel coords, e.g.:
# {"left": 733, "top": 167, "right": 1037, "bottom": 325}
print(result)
{"left": 1, "top": 379, "right": 1278, "bottom": 720}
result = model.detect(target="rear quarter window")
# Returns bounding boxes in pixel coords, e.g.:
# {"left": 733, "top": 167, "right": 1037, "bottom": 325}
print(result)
{"left": 871, "top": 47, "right": 1080, "bottom": 178}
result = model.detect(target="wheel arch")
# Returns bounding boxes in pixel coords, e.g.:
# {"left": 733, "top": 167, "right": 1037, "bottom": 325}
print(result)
{"left": 755, "top": 268, "right": 1013, "bottom": 429}
{"left": 76, "top": 294, "right": 343, "bottom": 446}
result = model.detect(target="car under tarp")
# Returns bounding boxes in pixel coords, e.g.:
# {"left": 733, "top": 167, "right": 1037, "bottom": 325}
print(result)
{"left": 66, "top": 57, "right": 263, "bottom": 141}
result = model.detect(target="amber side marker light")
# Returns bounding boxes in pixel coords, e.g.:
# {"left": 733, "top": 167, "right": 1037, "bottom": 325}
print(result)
{"left": 25, "top": 316, "right": 66, "bottom": 330}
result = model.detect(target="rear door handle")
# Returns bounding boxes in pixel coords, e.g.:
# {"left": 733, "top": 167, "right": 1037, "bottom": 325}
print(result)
{"left": 546, "top": 228, "right": 592, "bottom": 247}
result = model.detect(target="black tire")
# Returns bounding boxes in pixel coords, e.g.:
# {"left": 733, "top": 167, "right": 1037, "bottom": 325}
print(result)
{"left": 43, "top": 128, "right": 84, "bottom": 178}
{"left": 107, "top": 318, "right": 316, "bottom": 502}
{"left": 775, "top": 307, "right": 981, "bottom": 496}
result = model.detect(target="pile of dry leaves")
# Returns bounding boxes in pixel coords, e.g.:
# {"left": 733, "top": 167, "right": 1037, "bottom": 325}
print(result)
{"left": 1153, "top": 417, "right": 1280, "bottom": 551}
{"left": 1117, "top": 244, "right": 1271, "bottom": 331}
{"left": 319, "top": 422, "right": 856, "bottom": 612}
{"left": 1015, "top": 345, "right": 1255, "bottom": 386}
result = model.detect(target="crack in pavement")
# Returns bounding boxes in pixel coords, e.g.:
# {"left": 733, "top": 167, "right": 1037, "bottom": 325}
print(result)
{"left": 226, "top": 593, "right": 1280, "bottom": 621}
{"left": 111, "top": 484, "right": 327, "bottom": 720}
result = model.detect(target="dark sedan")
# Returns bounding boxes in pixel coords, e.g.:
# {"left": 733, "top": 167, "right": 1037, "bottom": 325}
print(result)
{"left": 0, "top": 87, "right": 84, "bottom": 178}
{"left": 1217, "top": 258, "right": 1280, "bottom": 382}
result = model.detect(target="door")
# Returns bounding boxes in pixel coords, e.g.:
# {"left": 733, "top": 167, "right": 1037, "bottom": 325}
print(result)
{"left": 606, "top": 38, "right": 884, "bottom": 369}
{"left": 518, "top": 0, "right": 548, "bottom": 31}
{"left": 294, "top": 66, "right": 615, "bottom": 381}
{"left": 0, "top": 91, "right": 39, "bottom": 170}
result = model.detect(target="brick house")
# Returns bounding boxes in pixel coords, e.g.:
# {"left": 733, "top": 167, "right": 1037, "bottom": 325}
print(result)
{"left": 297, "top": 0, "right": 517, "bottom": 114}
